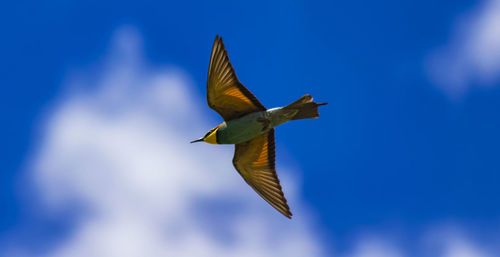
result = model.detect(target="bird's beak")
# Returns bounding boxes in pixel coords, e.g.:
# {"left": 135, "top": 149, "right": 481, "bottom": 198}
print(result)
{"left": 190, "top": 138, "right": 204, "bottom": 143}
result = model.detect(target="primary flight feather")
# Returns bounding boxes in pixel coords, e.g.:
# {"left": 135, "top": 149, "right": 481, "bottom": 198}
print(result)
{"left": 191, "top": 35, "right": 327, "bottom": 218}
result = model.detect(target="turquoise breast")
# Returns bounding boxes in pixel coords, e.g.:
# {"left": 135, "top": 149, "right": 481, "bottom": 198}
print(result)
{"left": 217, "top": 111, "right": 269, "bottom": 144}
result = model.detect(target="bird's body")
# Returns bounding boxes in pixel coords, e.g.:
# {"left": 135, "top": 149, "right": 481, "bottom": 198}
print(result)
{"left": 192, "top": 35, "right": 326, "bottom": 218}
{"left": 206, "top": 107, "right": 298, "bottom": 145}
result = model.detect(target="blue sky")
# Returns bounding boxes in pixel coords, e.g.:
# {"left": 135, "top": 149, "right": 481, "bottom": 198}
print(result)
{"left": 2, "top": 0, "right": 500, "bottom": 256}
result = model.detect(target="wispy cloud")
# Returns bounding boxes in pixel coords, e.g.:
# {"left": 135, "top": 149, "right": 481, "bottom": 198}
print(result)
{"left": 427, "top": 0, "right": 500, "bottom": 99}
{"left": 340, "top": 225, "right": 499, "bottom": 257}
{"left": 342, "top": 237, "right": 404, "bottom": 257}
{"left": 8, "top": 26, "right": 324, "bottom": 257}
{"left": 421, "top": 225, "right": 498, "bottom": 257}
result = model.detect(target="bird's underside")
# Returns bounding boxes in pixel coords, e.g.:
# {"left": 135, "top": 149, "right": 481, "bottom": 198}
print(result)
{"left": 207, "top": 35, "right": 292, "bottom": 218}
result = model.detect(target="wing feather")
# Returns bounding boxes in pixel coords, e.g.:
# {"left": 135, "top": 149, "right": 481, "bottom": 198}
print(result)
{"left": 207, "top": 35, "right": 266, "bottom": 121}
{"left": 232, "top": 130, "right": 292, "bottom": 218}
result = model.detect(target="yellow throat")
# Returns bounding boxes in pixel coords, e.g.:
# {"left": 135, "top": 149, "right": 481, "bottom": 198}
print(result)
{"left": 204, "top": 128, "right": 218, "bottom": 144}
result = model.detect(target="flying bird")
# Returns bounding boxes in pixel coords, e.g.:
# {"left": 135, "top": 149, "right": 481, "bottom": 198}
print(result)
{"left": 191, "top": 35, "right": 327, "bottom": 218}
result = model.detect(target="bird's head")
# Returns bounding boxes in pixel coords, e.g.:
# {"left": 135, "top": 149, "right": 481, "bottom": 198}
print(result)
{"left": 190, "top": 124, "right": 221, "bottom": 144}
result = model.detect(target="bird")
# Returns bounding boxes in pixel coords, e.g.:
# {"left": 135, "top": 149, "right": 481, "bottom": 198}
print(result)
{"left": 191, "top": 35, "right": 327, "bottom": 218}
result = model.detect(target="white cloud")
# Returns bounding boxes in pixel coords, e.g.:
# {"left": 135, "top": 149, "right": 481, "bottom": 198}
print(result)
{"left": 340, "top": 226, "right": 498, "bottom": 257}
{"left": 13, "top": 26, "right": 324, "bottom": 257}
{"left": 427, "top": 0, "right": 500, "bottom": 98}
{"left": 343, "top": 237, "right": 403, "bottom": 257}
{"left": 421, "top": 225, "right": 497, "bottom": 257}
{"left": 440, "top": 237, "right": 492, "bottom": 257}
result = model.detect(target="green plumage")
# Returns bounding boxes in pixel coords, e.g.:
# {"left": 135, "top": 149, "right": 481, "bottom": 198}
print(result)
{"left": 216, "top": 108, "right": 288, "bottom": 144}
{"left": 216, "top": 95, "right": 326, "bottom": 145}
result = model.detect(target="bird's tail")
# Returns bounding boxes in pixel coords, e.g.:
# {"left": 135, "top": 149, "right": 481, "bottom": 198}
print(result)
{"left": 283, "top": 94, "right": 327, "bottom": 120}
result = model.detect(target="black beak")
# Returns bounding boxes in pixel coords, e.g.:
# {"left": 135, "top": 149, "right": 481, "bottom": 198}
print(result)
{"left": 190, "top": 138, "right": 204, "bottom": 143}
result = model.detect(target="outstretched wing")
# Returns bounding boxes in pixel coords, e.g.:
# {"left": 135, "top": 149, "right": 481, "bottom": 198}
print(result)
{"left": 232, "top": 129, "right": 292, "bottom": 218}
{"left": 207, "top": 35, "right": 266, "bottom": 121}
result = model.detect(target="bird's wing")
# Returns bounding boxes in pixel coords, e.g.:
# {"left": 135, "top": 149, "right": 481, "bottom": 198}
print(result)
{"left": 233, "top": 129, "right": 292, "bottom": 218}
{"left": 207, "top": 35, "right": 266, "bottom": 121}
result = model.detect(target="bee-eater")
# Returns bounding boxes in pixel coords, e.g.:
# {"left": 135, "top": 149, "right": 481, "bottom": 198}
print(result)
{"left": 191, "top": 35, "right": 327, "bottom": 218}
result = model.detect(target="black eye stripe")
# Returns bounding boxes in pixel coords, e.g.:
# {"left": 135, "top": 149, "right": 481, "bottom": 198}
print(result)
{"left": 204, "top": 127, "right": 217, "bottom": 138}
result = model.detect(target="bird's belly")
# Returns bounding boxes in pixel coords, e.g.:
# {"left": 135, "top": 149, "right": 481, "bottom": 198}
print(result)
{"left": 217, "top": 112, "right": 269, "bottom": 144}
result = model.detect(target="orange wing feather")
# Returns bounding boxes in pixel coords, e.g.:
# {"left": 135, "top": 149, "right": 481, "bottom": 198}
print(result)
{"left": 233, "top": 129, "right": 292, "bottom": 218}
{"left": 207, "top": 35, "right": 266, "bottom": 121}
